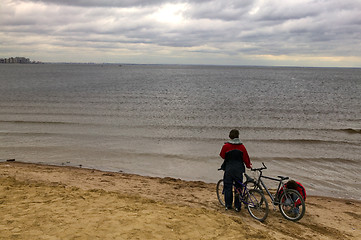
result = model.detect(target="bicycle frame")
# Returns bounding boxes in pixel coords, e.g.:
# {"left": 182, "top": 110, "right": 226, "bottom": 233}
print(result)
{"left": 233, "top": 180, "right": 248, "bottom": 204}
{"left": 251, "top": 163, "right": 288, "bottom": 207}
{"left": 230, "top": 180, "right": 260, "bottom": 207}
{"left": 257, "top": 175, "right": 285, "bottom": 204}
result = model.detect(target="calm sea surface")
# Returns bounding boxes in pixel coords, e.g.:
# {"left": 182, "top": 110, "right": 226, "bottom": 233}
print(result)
{"left": 0, "top": 64, "right": 360, "bottom": 199}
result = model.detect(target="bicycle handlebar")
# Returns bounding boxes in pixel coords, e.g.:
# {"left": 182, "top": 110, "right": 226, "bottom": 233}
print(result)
{"left": 219, "top": 162, "right": 268, "bottom": 172}
{"left": 251, "top": 162, "right": 267, "bottom": 172}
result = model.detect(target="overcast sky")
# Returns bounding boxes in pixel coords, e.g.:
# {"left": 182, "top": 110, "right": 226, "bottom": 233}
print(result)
{"left": 1, "top": 0, "right": 361, "bottom": 67}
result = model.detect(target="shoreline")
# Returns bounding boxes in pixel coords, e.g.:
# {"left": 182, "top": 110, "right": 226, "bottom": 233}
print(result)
{"left": 2, "top": 159, "right": 359, "bottom": 201}
{"left": 1, "top": 161, "right": 360, "bottom": 239}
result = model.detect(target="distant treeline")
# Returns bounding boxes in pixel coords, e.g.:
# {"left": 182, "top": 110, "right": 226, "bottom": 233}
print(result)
{"left": 0, "top": 57, "right": 41, "bottom": 64}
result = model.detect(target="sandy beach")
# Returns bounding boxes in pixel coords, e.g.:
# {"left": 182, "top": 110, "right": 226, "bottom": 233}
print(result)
{"left": 0, "top": 161, "right": 360, "bottom": 240}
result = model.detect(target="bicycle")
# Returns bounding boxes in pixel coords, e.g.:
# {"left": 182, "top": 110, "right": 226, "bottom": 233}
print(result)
{"left": 216, "top": 172, "right": 269, "bottom": 222}
{"left": 248, "top": 162, "right": 306, "bottom": 221}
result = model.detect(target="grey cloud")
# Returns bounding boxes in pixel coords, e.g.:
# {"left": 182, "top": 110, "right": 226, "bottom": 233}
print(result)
{"left": 2, "top": 0, "right": 361, "bottom": 66}
{"left": 186, "top": 1, "right": 254, "bottom": 21}
{"left": 253, "top": 5, "right": 319, "bottom": 22}
{"left": 22, "top": 0, "right": 169, "bottom": 7}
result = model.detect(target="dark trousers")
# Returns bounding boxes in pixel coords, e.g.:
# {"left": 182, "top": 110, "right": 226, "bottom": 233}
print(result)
{"left": 223, "top": 171, "right": 243, "bottom": 209}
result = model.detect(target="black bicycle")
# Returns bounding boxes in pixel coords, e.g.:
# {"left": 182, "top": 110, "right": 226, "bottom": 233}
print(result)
{"left": 216, "top": 173, "right": 269, "bottom": 222}
{"left": 248, "top": 162, "right": 306, "bottom": 221}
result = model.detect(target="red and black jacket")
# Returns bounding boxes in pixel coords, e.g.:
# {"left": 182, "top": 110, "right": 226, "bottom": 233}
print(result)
{"left": 219, "top": 140, "right": 251, "bottom": 173}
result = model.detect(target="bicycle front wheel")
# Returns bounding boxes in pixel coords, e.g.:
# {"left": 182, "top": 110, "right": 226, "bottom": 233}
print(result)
{"left": 216, "top": 179, "right": 225, "bottom": 206}
{"left": 278, "top": 189, "right": 306, "bottom": 221}
{"left": 246, "top": 189, "right": 269, "bottom": 222}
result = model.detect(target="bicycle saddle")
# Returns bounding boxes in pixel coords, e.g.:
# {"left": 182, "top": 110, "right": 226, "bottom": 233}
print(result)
{"left": 245, "top": 173, "right": 256, "bottom": 183}
{"left": 278, "top": 176, "right": 289, "bottom": 180}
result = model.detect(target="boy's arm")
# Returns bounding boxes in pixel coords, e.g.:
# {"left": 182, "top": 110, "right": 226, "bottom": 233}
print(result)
{"left": 241, "top": 145, "right": 252, "bottom": 168}
{"left": 219, "top": 144, "right": 227, "bottom": 159}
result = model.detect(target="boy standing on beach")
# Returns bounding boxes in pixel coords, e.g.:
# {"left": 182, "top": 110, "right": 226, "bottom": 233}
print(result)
{"left": 220, "top": 129, "right": 252, "bottom": 211}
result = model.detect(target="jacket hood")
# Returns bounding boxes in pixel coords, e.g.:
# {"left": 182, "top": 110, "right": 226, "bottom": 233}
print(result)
{"left": 227, "top": 138, "right": 243, "bottom": 145}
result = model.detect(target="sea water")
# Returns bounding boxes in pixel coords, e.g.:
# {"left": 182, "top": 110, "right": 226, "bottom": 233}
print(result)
{"left": 0, "top": 64, "right": 360, "bottom": 199}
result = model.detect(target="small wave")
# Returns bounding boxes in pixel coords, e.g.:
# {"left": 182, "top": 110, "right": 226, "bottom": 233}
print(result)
{"left": 0, "top": 132, "right": 64, "bottom": 137}
{"left": 114, "top": 151, "right": 214, "bottom": 162}
{"left": 0, "top": 120, "right": 99, "bottom": 126}
{"left": 251, "top": 138, "right": 360, "bottom": 146}
{"left": 0, "top": 111, "right": 124, "bottom": 118}
{"left": 1, "top": 127, "right": 358, "bottom": 146}
{"left": 251, "top": 157, "right": 358, "bottom": 164}
{"left": 2, "top": 118, "right": 359, "bottom": 135}
{"left": 341, "top": 128, "right": 361, "bottom": 134}
{"left": 0, "top": 120, "right": 74, "bottom": 125}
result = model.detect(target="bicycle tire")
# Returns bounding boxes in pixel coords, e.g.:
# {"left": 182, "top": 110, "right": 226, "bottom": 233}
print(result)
{"left": 216, "top": 179, "right": 225, "bottom": 206}
{"left": 246, "top": 189, "right": 269, "bottom": 222}
{"left": 278, "top": 189, "right": 305, "bottom": 221}
{"left": 216, "top": 179, "right": 237, "bottom": 208}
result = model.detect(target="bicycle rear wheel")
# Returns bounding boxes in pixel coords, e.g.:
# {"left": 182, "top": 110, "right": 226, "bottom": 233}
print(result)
{"left": 278, "top": 189, "right": 305, "bottom": 221}
{"left": 246, "top": 189, "right": 269, "bottom": 222}
{"left": 216, "top": 179, "right": 226, "bottom": 206}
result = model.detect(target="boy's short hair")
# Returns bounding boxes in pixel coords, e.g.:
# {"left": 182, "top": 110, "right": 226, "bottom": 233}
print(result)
{"left": 229, "top": 129, "right": 239, "bottom": 139}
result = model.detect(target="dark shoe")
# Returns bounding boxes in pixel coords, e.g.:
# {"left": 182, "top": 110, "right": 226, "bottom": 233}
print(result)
{"left": 225, "top": 206, "right": 233, "bottom": 211}
{"left": 235, "top": 207, "right": 240, "bottom": 212}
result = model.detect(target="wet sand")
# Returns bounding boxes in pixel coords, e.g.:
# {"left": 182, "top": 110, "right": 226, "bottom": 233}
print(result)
{"left": 0, "top": 161, "right": 360, "bottom": 240}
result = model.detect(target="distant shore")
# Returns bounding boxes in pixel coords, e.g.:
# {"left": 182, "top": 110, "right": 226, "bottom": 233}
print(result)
{"left": 0, "top": 57, "right": 42, "bottom": 64}
{"left": 0, "top": 161, "right": 360, "bottom": 239}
